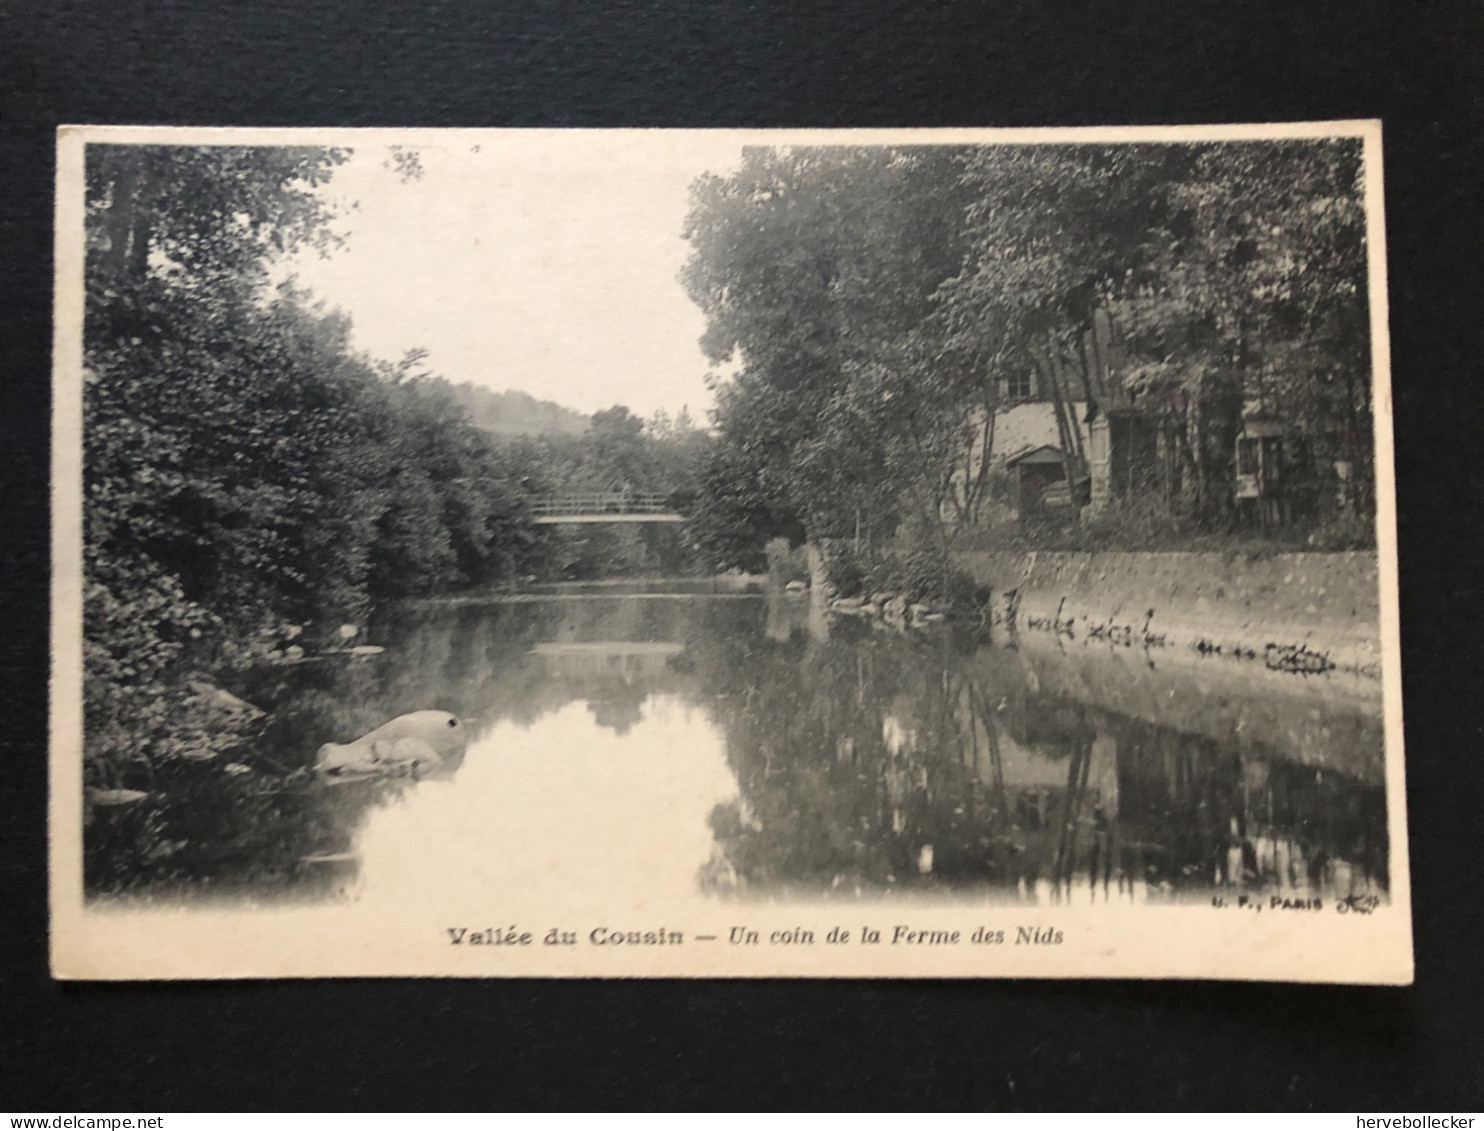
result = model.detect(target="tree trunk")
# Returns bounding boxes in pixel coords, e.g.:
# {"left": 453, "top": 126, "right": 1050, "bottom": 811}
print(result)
{"left": 971, "top": 404, "right": 997, "bottom": 522}
{"left": 1184, "top": 390, "right": 1205, "bottom": 515}
{"left": 1050, "top": 341, "right": 1086, "bottom": 463}
{"left": 1037, "top": 340, "right": 1083, "bottom": 497}
{"left": 97, "top": 154, "right": 140, "bottom": 278}
{"left": 1074, "top": 322, "right": 1101, "bottom": 419}
{"left": 1088, "top": 309, "right": 1109, "bottom": 396}
{"left": 96, "top": 149, "right": 153, "bottom": 282}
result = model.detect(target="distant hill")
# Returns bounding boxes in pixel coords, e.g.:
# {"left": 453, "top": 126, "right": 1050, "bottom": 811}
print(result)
{"left": 447, "top": 383, "right": 589, "bottom": 437}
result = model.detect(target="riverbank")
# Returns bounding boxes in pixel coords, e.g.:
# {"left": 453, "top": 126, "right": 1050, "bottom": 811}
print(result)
{"left": 811, "top": 544, "right": 1383, "bottom": 681}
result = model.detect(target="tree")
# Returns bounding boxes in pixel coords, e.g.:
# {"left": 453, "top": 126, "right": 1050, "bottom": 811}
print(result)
{"left": 1135, "top": 139, "right": 1372, "bottom": 516}
{"left": 682, "top": 146, "right": 975, "bottom": 550}
{"left": 87, "top": 144, "right": 346, "bottom": 293}
{"left": 685, "top": 138, "right": 1374, "bottom": 556}
{"left": 83, "top": 146, "right": 354, "bottom": 788}
{"left": 81, "top": 144, "right": 547, "bottom": 797}
{"left": 938, "top": 139, "right": 1373, "bottom": 528}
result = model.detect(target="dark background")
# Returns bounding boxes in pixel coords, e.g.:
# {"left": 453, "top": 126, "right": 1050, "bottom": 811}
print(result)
{"left": 3, "top": 0, "right": 1482, "bottom": 1111}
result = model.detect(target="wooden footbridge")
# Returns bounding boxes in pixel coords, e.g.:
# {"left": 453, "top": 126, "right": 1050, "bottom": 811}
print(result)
{"left": 530, "top": 492, "right": 685, "bottom": 524}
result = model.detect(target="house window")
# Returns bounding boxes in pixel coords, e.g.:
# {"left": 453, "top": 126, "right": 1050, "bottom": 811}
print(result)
{"left": 1237, "top": 437, "right": 1259, "bottom": 477}
{"left": 1005, "top": 371, "right": 1034, "bottom": 399}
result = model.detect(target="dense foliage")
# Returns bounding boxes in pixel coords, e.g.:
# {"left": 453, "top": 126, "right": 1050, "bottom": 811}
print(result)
{"left": 83, "top": 144, "right": 679, "bottom": 792}
{"left": 84, "top": 146, "right": 722, "bottom": 794}
{"left": 81, "top": 139, "right": 1376, "bottom": 828}
{"left": 681, "top": 141, "right": 1375, "bottom": 561}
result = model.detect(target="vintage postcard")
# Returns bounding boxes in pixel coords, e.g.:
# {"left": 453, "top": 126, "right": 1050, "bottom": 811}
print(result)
{"left": 51, "top": 123, "right": 1411, "bottom": 981}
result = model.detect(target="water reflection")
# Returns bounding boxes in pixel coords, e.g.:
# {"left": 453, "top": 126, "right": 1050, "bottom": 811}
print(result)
{"left": 354, "top": 696, "right": 735, "bottom": 914}
{"left": 88, "top": 590, "right": 1388, "bottom": 907}
{"left": 695, "top": 602, "right": 1386, "bottom": 905}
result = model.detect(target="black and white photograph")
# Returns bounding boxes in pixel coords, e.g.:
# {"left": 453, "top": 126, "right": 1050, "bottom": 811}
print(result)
{"left": 50, "top": 124, "right": 1409, "bottom": 981}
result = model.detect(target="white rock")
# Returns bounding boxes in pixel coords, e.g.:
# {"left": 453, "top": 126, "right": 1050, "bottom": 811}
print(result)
{"left": 88, "top": 788, "right": 149, "bottom": 807}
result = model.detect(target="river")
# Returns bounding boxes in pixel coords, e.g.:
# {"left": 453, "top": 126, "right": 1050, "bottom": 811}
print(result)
{"left": 88, "top": 585, "right": 1390, "bottom": 908}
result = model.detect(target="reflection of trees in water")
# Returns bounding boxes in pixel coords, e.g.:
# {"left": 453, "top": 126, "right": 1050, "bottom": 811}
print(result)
{"left": 93, "top": 593, "right": 1389, "bottom": 905}
{"left": 91, "top": 597, "right": 719, "bottom": 899}
{"left": 693, "top": 619, "right": 1036, "bottom": 895}
{"left": 588, "top": 690, "right": 648, "bottom": 736}
{"left": 692, "top": 612, "right": 1389, "bottom": 901}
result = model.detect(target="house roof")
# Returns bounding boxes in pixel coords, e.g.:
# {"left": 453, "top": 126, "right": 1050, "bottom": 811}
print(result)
{"left": 1004, "top": 444, "right": 1069, "bottom": 468}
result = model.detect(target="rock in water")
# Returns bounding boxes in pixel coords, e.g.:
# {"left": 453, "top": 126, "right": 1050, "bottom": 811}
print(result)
{"left": 88, "top": 788, "right": 149, "bottom": 807}
{"left": 300, "top": 852, "right": 358, "bottom": 865}
{"left": 314, "top": 710, "right": 468, "bottom": 776}
{"left": 917, "top": 844, "right": 935, "bottom": 874}
{"left": 178, "top": 681, "right": 267, "bottom": 743}
{"left": 377, "top": 736, "right": 440, "bottom": 767}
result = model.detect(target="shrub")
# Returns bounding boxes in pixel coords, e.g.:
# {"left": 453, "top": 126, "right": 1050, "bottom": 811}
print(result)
{"left": 1304, "top": 510, "right": 1377, "bottom": 551}
{"left": 824, "top": 552, "right": 867, "bottom": 598}
{"left": 764, "top": 538, "right": 809, "bottom": 584}
{"left": 838, "top": 546, "right": 987, "bottom": 613}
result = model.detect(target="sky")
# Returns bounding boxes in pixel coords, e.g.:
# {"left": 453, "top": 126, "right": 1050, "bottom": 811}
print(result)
{"left": 282, "top": 133, "right": 744, "bottom": 422}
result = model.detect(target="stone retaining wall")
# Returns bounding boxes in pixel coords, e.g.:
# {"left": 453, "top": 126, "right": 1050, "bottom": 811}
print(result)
{"left": 953, "top": 550, "right": 1383, "bottom": 679}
